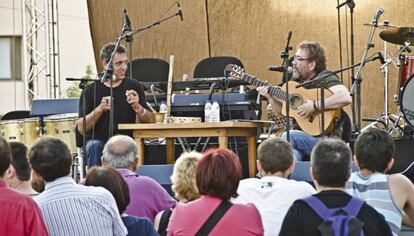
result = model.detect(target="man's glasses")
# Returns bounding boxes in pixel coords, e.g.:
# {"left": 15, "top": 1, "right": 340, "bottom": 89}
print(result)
{"left": 294, "top": 55, "right": 309, "bottom": 61}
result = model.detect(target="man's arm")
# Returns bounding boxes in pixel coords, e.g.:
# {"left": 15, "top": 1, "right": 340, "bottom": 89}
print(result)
{"left": 76, "top": 96, "right": 111, "bottom": 134}
{"left": 257, "top": 86, "right": 283, "bottom": 115}
{"left": 297, "top": 84, "right": 352, "bottom": 118}
{"left": 320, "top": 84, "right": 352, "bottom": 110}
{"left": 389, "top": 174, "right": 414, "bottom": 227}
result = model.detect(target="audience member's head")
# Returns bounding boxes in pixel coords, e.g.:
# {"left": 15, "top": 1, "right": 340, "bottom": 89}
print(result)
{"left": 85, "top": 166, "right": 130, "bottom": 215}
{"left": 171, "top": 151, "right": 202, "bottom": 202}
{"left": 102, "top": 135, "right": 138, "bottom": 171}
{"left": 197, "top": 148, "right": 242, "bottom": 200}
{"left": 311, "top": 139, "right": 352, "bottom": 188}
{"left": 0, "top": 137, "right": 11, "bottom": 178}
{"left": 29, "top": 136, "right": 72, "bottom": 182}
{"left": 257, "top": 137, "right": 294, "bottom": 176}
{"left": 355, "top": 128, "right": 395, "bottom": 173}
{"left": 9, "top": 142, "right": 31, "bottom": 181}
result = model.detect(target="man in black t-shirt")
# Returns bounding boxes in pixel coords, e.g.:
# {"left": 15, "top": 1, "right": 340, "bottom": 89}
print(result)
{"left": 279, "top": 139, "right": 392, "bottom": 236}
{"left": 76, "top": 43, "right": 154, "bottom": 167}
{"left": 257, "top": 41, "right": 352, "bottom": 161}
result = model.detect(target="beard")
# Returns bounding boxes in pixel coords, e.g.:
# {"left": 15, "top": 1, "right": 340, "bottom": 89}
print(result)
{"left": 292, "top": 69, "right": 301, "bottom": 82}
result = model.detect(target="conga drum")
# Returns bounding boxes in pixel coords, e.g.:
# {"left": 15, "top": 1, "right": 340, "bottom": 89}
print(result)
{"left": 43, "top": 113, "right": 78, "bottom": 154}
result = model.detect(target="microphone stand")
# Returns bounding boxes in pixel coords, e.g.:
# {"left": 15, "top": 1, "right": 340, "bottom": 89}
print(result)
{"left": 279, "top": 31, "right": 292, "bottom": 142}
{"left": 100, "top": 17, "right": 131, "bottom": 139}
{"left": 122, "top": 10, "right": 182, "bottom": 40}
{"left": 350, "top": 21, "right": 377, "bottom": 135}
{"left": 337, "top": 0, "right": 355, "bottom": 84}
{"left": 66, "top": 76, "right": 100, "bottom": 178}
{"left": 101, "top": 7, "right": 182, "bottom": 139}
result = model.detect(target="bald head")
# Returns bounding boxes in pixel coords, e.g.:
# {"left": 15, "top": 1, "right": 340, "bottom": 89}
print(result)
{"left": 102, "top": 135, "right": 138, "bottom": 169}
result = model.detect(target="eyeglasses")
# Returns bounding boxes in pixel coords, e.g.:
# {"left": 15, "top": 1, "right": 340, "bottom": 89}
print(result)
{"left": 294, "top": 55, "right": 309, "bottom": 61}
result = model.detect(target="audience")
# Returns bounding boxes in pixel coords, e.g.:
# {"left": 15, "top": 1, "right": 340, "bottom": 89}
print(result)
{"left": 3, "top": 141, "right": 38, "bottom": 196}
{"left": 154, "top": 151, "right": 203, "bottom": 235}
{"left": 279, "top": 139, "right": 392, "bottom": 236}
{"left": 30, "top": 136, "right": 127, "bottom": 236}
{"left": 86, "top": 166, "right": 159, "bottom": 236}
{"left": 0, "top": 137, "right": 48, "bottom": 236}
{"left": 167, "top": 148, "right": 264, "bottom": 235}
{"left": 101, "top": 135, "right": 176, "bottom": 222}
{"left": 346, "top": 128, "right": 414, "bottom": 236}
{"left": 232, "top": 137, "right": 315, "bottom": 235}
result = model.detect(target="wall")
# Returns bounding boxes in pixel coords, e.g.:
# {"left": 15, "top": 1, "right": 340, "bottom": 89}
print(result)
{"left": 87, "top": 0, "right": 414, "bottom": 125}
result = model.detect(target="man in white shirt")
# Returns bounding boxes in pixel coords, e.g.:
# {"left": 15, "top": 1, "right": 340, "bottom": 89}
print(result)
{"left": 30, "top": 137, "right": 127, "bottom": 236}
{"left": 232, "top": 137, "right": 315, "bottom": 235}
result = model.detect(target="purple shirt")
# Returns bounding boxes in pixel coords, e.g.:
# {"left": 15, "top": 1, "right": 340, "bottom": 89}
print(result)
{"left": 118, "top": 168, "right": 176, "bottom": 222}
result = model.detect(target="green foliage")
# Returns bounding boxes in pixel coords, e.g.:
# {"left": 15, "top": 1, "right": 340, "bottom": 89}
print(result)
{"left": 65, "top": 65, "right": 93, "bottom": 98}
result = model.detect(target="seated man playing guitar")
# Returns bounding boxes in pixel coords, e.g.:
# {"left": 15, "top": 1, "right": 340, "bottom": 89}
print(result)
{"left": 257, "top": 41, "right": 352, "bottom": 161}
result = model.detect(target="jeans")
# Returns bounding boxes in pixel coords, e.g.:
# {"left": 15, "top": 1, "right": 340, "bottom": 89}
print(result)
{"left": 281, "top": 130, "right": 321, "bottom": 161}
{"left": 86, "top": 139, "right": 106, "bottom": 167}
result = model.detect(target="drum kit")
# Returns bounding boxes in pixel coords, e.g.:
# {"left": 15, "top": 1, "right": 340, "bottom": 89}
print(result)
{"left": 361, "top": 22, "right": 414, "bottom": 138}
{"left": 0, "top": 113, "right": 78, "bottom": 153}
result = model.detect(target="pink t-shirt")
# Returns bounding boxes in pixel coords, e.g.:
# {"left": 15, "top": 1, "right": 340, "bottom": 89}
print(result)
{"left": 167, "top": 195, "right": 264, "bottom": 236}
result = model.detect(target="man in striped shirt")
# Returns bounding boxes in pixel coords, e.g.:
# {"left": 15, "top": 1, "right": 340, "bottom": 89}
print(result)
{"left": 30, "top": 137, "right": 127, "bottom": 236}
{"left": 346, "top": 128, "right": 414, "bottom": 236}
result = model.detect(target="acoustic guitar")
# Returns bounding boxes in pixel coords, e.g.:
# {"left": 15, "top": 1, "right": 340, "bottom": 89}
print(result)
{"left": 226, "top": 64, "right": 341, "bottom": 136}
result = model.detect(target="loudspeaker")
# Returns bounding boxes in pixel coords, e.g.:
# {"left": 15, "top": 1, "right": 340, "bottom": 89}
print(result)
{"left": 388, "top": 138, "right": 414, "bottom": 174}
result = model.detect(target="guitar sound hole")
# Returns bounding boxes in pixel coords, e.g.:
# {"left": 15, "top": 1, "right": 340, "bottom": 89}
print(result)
{"left": 289, "top": 94, "right": 303, "bottom": 109}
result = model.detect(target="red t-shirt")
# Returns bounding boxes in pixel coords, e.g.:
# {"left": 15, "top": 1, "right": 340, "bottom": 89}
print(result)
{"left": 0, "top": 180, "right": 48, "bottom": 236}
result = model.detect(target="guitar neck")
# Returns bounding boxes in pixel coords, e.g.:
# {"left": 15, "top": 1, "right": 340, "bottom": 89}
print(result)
{"left": 240, "top": 72, "right": 288, "bottom": 101}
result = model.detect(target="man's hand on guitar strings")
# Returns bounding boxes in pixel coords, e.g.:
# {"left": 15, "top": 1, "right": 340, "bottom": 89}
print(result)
{"left": 297, "top": 100, "right": 315, "bottom": 118}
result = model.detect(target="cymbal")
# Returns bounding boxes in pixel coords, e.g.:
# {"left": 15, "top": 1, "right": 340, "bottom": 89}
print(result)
{"left": 380, "top": 27, "right": 414, "bottom": 45}
{"left": 363, "top": 23, "right": 398, "bottom": 29}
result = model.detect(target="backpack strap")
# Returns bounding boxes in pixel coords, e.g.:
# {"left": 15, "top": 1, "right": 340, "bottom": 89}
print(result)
{"left": 195, "top": 200, "right": 233, "bottom": 236}
{"left": 343, "top": 197, "right": 365, "bottom": 217}
{"left": 302, "top": 196, "right": 331, "bottom": 219}
{"left": 158, "top": 204, "right": 176, "bottom": 236}
{"left": 303, "top": 196, "right": 365, "bottom": 219}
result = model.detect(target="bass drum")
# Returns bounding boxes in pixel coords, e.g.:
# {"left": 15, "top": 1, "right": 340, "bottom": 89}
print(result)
{"left": 400, "top": 75, "right": 414, "bottom": 128}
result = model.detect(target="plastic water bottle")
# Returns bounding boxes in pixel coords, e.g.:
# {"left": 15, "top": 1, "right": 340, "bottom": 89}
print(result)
{"left": 159, "top": 101, "right": 167, "bottom": 114}
{"left": 211, "top": 100, "right": 220, "bottom": 122}
{"left": 204, "top": 100, "right": 212, "bottom": 122}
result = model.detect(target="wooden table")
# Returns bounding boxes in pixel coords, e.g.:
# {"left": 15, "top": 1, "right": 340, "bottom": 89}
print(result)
{"left": 119, "top": 121, "right": 264, "bottom": 177}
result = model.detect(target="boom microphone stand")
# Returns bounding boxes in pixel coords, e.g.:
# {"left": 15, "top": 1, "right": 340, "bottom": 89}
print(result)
{"left": 280, "top": 31, "right": 293, "bottom": 142}
{"left": 101, "top": 4, "right": 183, "bottom": 139}
{"left": 66, "top": 76, "right": 101, "bottom": 179}
{"left": 350, "top": 7, "right": 384, "bottom": 135}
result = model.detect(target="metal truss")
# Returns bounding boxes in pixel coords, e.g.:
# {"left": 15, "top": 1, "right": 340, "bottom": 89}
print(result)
{"left": 21, "top": 0, "right": 60, "bottom": 108}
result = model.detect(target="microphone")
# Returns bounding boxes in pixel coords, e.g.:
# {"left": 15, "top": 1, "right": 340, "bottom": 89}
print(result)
{"left": 376, "top": 52, "right": 386, "bottom": 64}
{"left": 123, "top": 8, "right": 131, "bottom": 32}
{"left": 177, "top": 3, "right": 183, "bottom": 21}
{"left": 372, "top": 8, "right": 384, "bottom": 26}
{"left": 268, "top": 65, "right": 293, "bottom": 73}
{"left": 208, "top": 82, "right": 218, "bottom": 101}
{"left": 150, "top": 84, "right": 159, "bottom": 107}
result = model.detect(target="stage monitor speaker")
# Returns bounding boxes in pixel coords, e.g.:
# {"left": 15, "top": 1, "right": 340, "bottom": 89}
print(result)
{"left": 388, "top": 138, "right": 414, "bottom": 174}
